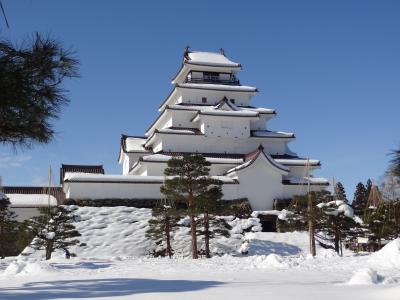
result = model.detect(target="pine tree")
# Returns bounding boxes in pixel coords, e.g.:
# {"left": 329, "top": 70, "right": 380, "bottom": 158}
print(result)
{"left": 0, "top": 194, "right": 18, "bottom": 259}
{"left": 335, "top": 182, "right": 348, "bottom": 203}
{"left": 146, "top": 199, "right": 180, "bottom": 258}
{"left": 0, "top": 33, "right": 79, "bottom": 148}
{"left": 278, "top": 191, "right": 329, "bottom": 233}
{"left": 352, "top": 182, "right": 368, "bottom": 216}
{"left": 29, "top": 206, "right": 81, "bottom": 260}
{"left": 317, "top": 200, "right": 361, "bottom": 255}
{"left": 197, "top": 186, "right": 231, "bottom": 258}
{"left": 160, "top": 154, "right": 215, "bottom": 259}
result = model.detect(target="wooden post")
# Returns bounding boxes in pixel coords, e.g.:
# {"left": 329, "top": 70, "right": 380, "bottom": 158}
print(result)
{"left": 307, "top": 158, "right": 316, "bottom": 257}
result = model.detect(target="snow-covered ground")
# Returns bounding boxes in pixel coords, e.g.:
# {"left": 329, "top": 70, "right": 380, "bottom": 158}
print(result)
{"left": 0, "top": 206, "right": 399, "bottom": 300}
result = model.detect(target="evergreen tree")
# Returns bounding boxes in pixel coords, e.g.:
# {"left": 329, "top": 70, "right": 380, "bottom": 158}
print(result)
{"left": 29, "top": 206, "right": 80, "bottom": 260}
{"left": 364, "top": 200, "right": 399, "bottom": 245}
{"left": 389, "top": 147, "right": 400, "bottom": 177}
{"left": 197, "top": 185, "right": 231, "bottom": 258}
{"left": 278, "top": 191, "right": 329, "bottom": 233}
{"left": 335, "top": 182, "right": 348, "bottom": 203}
{"left": 146, "top": 199, "right": 180, "bottom": 258}
{"left": 0, "top": 194, "right": 18, "bottom": 259}
{"left": 0, "top": 33, "right": 79, "bottom": 148}
{"left": 365, "top": 179, "right": 373, "bottom": 203}
{"left": 352, "top": 182, "right": 368, "bottom": 216}
{"left": 160, "top": 154, "right": 216, "bottom": 259}
{"left": 317, "top": 200, "right": 361, "bottom": 255}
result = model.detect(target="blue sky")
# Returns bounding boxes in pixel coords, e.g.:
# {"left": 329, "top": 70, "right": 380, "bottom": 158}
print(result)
{"left": 0, "top": 0, "right": 399, "bottom": 198}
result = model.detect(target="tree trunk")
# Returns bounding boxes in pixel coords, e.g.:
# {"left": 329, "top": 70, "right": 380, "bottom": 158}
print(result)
{"left": 188, "top": 192, "right": 198, "bottom": 259}
{"left": 334, "top": 230, "right": 340, "bottom": 254}
{"left": 165, "top": 215, "right": 172, "bottom": 258}
{"left": 45, "top": 242, "right": 53, "bottom": 260}
{"left": 308, "top": 195, "right": 316, "bottom": 256}
{"left": 0, "top": 224, "right": 4, "bottom": 259}
{"left": 204, "top": 211, "right": 210, "bottom": 258}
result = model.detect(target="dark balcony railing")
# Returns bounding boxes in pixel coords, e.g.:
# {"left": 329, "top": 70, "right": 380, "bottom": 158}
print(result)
{"left": 186, "top": 77, "right": 240, "bottom": 85}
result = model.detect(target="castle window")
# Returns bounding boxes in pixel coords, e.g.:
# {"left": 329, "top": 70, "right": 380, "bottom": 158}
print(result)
{"left": 202, "top": 97, "right": 207, "bottom": 103}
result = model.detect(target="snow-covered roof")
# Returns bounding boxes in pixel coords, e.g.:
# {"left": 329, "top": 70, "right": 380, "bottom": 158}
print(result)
{"left": 251, "top": 130, "right": 295, "bottom": 139}
{"left": 274, "top": 159, "right": 321, "bottom": 166}
{"left": 120, "top": 135, "right": 147, "bottom": 154}
{"left": 156, "top": 128, "right": 197, "bottom": 135}
{"left": 64, "top": 172, "right": 238, "bottom": 184}
{"left": 6, "top": 194, "right": 58, "bottom": 207}
{"left": 186, "top": 51, "right": 241, "bottom": 68}
{"left": 177, "top": 83, "right": 257, "bottom": 93}
{"left": 125, "top": 137, "right": 147, "bottom": 152}
{"left": 226, "top": 147, "right": 289, "bottom": 175}
{"left": 238, "top": 106, "right": 276, "bottom": 114}
{"left": 192, "top": 110, "right": 259, "bottom": 122}
{"left": 141, "top": 153, "right": 243, "bottom": 164}
{"left": 282, "top": 176, "right": 329, "bottom": 186}
{"left": 147, "top": 101, "right": 276, "bottom": 135}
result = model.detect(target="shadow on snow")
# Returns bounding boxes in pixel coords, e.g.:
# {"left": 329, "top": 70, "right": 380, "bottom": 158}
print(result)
{"left": 50, "top": 262, "right": 112, "bottom": 270}
{"left": 0, "top": 278, "right": 224, "bottom": 299}
{"left": 248, "top": 240, "right": 302, "bottom": 256}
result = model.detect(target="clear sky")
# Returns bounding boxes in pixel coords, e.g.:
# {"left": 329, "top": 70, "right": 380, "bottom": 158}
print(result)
{"left": 0, "top": 0, "right": 399, "bottom": 199}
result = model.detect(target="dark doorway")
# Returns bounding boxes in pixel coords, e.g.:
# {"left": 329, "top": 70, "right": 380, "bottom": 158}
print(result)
{"left": 258, "top": 215, "right": 277, "bottom": 232}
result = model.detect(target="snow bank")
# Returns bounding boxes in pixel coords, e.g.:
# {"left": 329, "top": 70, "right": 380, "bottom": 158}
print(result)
{"left": 369, "top": 238, "right": 400, "bottom": 269}
{"left": 257, "top": 254, "right": 288, "bottom": 269}
{"left": 347, "top": 268, "right": 380, "bottom": 285}
{"left": 2, "top": 259, "right": 57, "bottom": 277}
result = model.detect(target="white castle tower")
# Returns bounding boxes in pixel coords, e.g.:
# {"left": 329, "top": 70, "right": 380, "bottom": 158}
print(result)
{"left": 64, "top": 49, "right": 328, "bottom": 210}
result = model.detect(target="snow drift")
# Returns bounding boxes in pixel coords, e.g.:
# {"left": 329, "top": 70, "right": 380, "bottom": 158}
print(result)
{"left": 347, "top": 268, "right": 380, "bottom": 285}
{"left": 369, "top": 238, "right": 400, "bottom": 269}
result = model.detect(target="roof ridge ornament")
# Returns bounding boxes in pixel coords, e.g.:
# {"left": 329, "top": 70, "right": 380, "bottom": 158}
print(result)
{"left": 184, "top": 46, "right": 191, "bottom": 59}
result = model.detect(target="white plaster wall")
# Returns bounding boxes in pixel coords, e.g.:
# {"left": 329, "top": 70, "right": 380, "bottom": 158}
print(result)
{"left": 201, "top": 116, "right": 251, "bottom": 138}
{"left": 170, "top": 110, "right": 197, "bottom": 128}
{"left": 234, "top": 162, "right": 285, "bottom": 210}
{"left": 122, "top": 153, "right": 150, "bottom": 175}
{"left": 286, "top": 165, "right": 319, "bottom": 177}
{"left": 135, "top": 161, "right": 238, "bottom": 176}
{"left": 65, "top": 181, "right": 240, "bottom": 201}
{"left": 250, "top": 115, "right": 274, "bottom": 130}
{"left": 179, "top": 89, "right": 253, "bottom": 107}
{"left": 65, "top": 182, "right": 164, "bottom": 200}
{"left": 158, "top": 134, "right": 288, "bottom": 155}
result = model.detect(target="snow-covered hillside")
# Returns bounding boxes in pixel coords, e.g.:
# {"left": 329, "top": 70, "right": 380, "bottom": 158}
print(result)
{"left": 63, "top": 206, "right": 261, "bottom": 259}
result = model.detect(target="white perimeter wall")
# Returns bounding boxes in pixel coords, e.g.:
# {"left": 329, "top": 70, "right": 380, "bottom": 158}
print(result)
{"left": 65, "top": 182, "right": 240, "bottom": 201}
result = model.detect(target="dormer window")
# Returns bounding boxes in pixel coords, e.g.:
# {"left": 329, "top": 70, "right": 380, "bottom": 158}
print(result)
{"left": 230, "top": 99, "right": 235, "bottom": 104}
{"left": 202, "top": 97, "right": 207, "bottom": 103}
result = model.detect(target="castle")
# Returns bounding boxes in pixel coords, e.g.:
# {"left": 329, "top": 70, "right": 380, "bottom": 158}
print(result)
{"left": 63, "top": 49, "right": 328, "bottom": 210}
